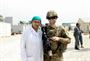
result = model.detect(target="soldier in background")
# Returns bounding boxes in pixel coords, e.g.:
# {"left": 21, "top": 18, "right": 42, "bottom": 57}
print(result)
{"left": 43, "top": 10, "right": 71, "bottom": 61}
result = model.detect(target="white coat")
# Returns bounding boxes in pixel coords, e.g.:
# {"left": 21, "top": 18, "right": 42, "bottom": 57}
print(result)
{"left": 21, "top": 25, "right": 43, "bottom": 61}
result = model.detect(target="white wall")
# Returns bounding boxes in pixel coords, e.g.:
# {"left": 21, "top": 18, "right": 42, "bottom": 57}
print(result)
{"left": 0, "top": 22, "right": 11, "bottom": 37}
{"left": 12, "top": 24, "right": 29, "bottom": 33}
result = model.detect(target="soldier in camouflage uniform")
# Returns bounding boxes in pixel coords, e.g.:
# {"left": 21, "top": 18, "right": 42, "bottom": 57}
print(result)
{"left": 43, "top": 10, "right": 71, "bottom": 61}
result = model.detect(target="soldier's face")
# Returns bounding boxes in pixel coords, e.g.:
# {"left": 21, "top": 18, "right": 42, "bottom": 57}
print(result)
{"left": 48, "top": 16, "right": 57, "bottom": 24}
{"left": 49, "top": 18, "right": 57, "bottom": 25}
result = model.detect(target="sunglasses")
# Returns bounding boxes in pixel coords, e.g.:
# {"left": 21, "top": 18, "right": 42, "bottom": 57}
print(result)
{"left": 47, "top": 16, "right": 58, "bottom": 20}
{"left": 33, "top": 20, "right": 41, "bottom": 23}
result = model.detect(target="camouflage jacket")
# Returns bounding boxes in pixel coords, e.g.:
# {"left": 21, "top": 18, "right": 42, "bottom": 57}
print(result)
{"left": 42, "top": 25, "right": 71, "bottom": 54}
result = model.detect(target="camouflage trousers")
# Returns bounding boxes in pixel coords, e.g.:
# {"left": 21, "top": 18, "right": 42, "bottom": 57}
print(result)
{"left": 44, "top": 52, "right": 63, "bottom": 61}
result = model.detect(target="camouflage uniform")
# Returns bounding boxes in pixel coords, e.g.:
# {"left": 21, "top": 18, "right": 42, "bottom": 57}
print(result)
{"left": 44, "top": 25, "right": 71, "bottom": 61}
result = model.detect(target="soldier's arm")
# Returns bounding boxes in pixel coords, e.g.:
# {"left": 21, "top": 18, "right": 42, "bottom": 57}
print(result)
{"left": 51, "top": 36, "right": 71, "bottom": 44}
{"left": 59, "top": 28, "right": 71, "bottom": 44}
{"left": 59, "top": 37, "right": 71, "bottom": 44}
{"left": 60, "top": 28, "right": 71, "bottom": 39}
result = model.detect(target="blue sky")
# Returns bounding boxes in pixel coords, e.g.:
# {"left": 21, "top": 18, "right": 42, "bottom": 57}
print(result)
{"left": 0, "top": 0, "right": 90, "bottom": 25}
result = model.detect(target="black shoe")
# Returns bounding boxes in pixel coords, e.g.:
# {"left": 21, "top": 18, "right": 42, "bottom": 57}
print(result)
{"left": 81, "top": 45, "right": 84, "bottom": 48}
{"left": 75, "top": 47, "right": 80, "bottom": 50}
{"left": 75, "top": 48, "right": 80, "bottom": 50}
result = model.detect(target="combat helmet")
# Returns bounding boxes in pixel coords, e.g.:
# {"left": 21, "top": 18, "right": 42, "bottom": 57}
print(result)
{"left": 46, "top": 10, "right": 58, "bottom": 19}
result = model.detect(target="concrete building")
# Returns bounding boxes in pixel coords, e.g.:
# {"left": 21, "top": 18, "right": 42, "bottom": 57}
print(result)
{"left": 62, "top": 18, "right": 90, "bottom": 33}
{"left": 62, "top": 23, "right": 71, "bottom": 31}
{"left": 4, "top": 17, "right": 13, "bottom": 25}
{"left": 77, "top": 18, "right": 90, "bottom": 33}
{"left": 0, "top": 15, "right": 4, "bottom": 22}
{"left": 12, "top": 24, "right": 29, "bottom": 34}
{"left": 0, "top": 22, "right": 11, "bottom": 37}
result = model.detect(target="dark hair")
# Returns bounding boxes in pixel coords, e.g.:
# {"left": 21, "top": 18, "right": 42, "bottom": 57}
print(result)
{"left": 76, "top": 23, "right": 80, "bottom": 26}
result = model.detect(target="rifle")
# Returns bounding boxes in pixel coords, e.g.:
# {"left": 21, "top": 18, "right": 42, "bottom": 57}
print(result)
{"left": 41, "top": 26, "right": 51, "bottom": 53}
